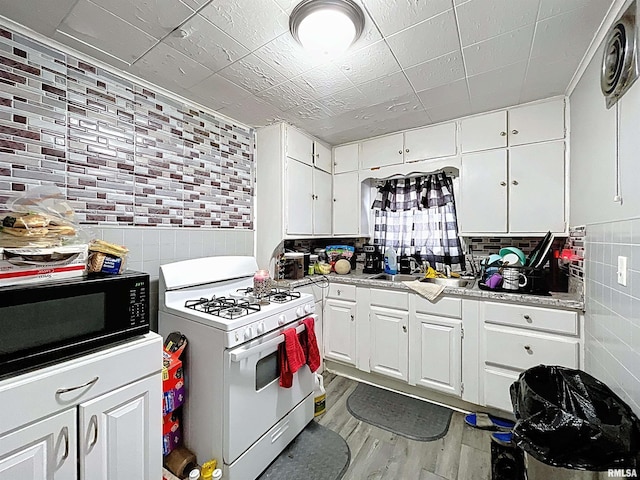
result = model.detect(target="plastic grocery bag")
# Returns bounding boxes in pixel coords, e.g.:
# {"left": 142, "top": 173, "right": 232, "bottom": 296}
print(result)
{"left": 510, "top": 365, "right": 640, "bottom": 471}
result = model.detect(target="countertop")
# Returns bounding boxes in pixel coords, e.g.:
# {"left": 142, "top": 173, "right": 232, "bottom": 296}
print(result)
{"left": 284, "top": 270, "right": 585, "bottom": 311}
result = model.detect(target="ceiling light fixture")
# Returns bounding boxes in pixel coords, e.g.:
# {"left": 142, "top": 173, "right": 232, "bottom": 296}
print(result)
{"left": 289, "top": 0, "right": 365, "bottom": 57}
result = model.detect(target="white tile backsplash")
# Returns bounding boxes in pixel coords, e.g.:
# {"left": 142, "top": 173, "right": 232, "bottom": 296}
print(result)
{"left": 585, "top": 218, "right": 640, "bottom": 415}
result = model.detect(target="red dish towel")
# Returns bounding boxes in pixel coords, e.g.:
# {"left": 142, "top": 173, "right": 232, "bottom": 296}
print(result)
{"left": 279, "top": 327, "right": 306, "bottom": 388}
{"left": 301, "top": 317, "right": 321, "bottom": 373}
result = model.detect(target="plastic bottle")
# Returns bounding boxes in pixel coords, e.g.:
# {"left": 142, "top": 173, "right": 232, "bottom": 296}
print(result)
{"left": 188, "top": 468, "right": 201, "bottom": 480}
{"left": 212, "top": 469, "right": 223, "bottom": 480}
{"left": 313, "top": 373, "right": 326, "bottom": 417}
{"left": 384, "top": 247, "right": 398, "bottom": 274}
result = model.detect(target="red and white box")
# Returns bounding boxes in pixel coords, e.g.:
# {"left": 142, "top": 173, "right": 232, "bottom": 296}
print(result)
{"left": 0, "top": 245, "right": 88, "bottom": 286}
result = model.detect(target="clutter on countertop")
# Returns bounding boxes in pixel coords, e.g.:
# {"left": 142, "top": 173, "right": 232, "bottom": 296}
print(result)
{"left": 87, "top": 239, "right": 129, "bottom": 274}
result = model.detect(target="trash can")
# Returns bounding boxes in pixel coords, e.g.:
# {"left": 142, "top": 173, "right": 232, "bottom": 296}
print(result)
{"left": 510, "top": 365, "right": 640, "bottom": 471}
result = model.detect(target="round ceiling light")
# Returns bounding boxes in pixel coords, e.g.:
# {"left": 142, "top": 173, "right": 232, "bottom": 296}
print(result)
{"left": 289, "top": 0, "right": 365, "bottom": 57}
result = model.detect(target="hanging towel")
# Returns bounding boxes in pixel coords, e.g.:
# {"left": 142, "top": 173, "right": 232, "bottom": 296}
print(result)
{"left": 402, "top": 280, "right": 445, "bottom": 302}
{"left": 301, "top": 317, "right": 321, "bottom": 373}
{"left": 279, "top": 327, "right": 306, "bottom": 388}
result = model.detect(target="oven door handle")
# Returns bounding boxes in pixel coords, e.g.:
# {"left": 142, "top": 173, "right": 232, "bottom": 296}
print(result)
{"left": 230, "top": 323, "right": 306, "bottom": 362}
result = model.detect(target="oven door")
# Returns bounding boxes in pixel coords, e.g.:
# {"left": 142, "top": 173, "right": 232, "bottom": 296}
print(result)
{"left": 223, "top": 316, "right": 316, "bottom": 464}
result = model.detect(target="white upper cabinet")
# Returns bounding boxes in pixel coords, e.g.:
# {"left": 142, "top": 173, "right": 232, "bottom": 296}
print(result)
{"left": 333, "top": 143, "right": 359, "bottom": 174}
{"left": 461, "top": 98, "right": 565, "bottom": 153}
{"left": 286, "top": 126, "right": 313, "bottom": 165}
{"left": 460, "top": 111, "right": 508, "bottom": 153}
{"left": 404, "top": 122, "right": 457, "bottom": 162}
{"left": 313, "top": 141, "right": 332, "bottom": 173}
{"left": 508, "top": 98, "right": 565, "bottom": 146}
{"left": 285, "top": 159, "right": 314, "bottom": 235}
{"left": 333, "top": 171, "right": 360, "bottom": 236}
{"left": 313, "top": 168, "right": 332, "bottom": 235}
{"left": 360, "top": 133, "right": 404, "bottom": 170}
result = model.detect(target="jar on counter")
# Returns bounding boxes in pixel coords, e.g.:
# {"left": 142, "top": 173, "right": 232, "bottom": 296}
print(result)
{"left": 309, "top": 254, "right": 318, "bottom": 275}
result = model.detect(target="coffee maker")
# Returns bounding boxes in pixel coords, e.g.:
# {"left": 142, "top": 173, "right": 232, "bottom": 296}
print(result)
{"left": 363, "top": 245, "right": 383, "bottom": 273}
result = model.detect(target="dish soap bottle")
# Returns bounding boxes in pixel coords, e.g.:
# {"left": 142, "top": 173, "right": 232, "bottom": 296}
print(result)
{"left": 383, "top": 247, "right": 398, "bottom": 274}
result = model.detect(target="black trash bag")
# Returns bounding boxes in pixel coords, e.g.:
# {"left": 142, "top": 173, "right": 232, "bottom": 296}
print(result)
{"left": 510, "top": 365, "right": 640, "bottom": 471}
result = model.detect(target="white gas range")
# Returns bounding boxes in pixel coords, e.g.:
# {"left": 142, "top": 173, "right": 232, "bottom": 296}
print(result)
{"left": 158, "top": 256, "right": 317, "bottom": 480}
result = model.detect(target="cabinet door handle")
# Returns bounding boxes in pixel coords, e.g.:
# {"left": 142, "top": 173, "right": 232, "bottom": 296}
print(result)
{"left": 511, "top": 129, "right": 519, "bottom": 135}
{"left": 512, "top": 180, "right": 519, "bottom": 185}
{"left": 500, "top": 131, "right": 507, "bottom": 136}
{"left": 350, "top": 314, "right": 354, "bottom": 321}
{"left": 524, "top": 345, "right": 532, "bottom": 352}
{"left": 405, "top": 149, "right": 409, "bottom": 153}
{"left": 333, "top": 198, "right": 336, "bottom": 202}
{"left": 402, "top": 325, "right": 407, "bottom": 333}
{"left": 89, "top": 414, "right": 99, "bottom": 448}
{"left": 336, "top": 289, "right": 341, "bottom": 295}
{"left": 56, "top": 376, "right": 99, "bottom": 395}
{"left": 523, "top": 314, "right": 531, "bottom": 321}
{"left": 61, "top": 426, "right": 70, "bottom": 460}
{"left": 500, "top": 181, "right": 506, "bottom": 186}
{"left": 398, "top": 150, "right": 402, "bottom": 154}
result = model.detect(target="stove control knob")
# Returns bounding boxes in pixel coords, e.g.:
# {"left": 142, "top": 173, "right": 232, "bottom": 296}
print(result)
{"left": 278, "top": 315, "right": 286, "bottom": 325}
{"left": 304, "top": 304, "right": 313, "bottom": 314}
{"left": 257, "top": 322, "right": 265, "bottom": 334}
{"left": 244, "top": 327, "right": 253, "bottom": 340}
{"left": 296, "top": 306, "right": 304, "bottom": 317}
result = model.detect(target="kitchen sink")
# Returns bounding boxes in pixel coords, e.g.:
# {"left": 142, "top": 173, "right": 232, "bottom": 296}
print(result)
{"left": 369, "top": 273, "right": 474, "bottom": 288}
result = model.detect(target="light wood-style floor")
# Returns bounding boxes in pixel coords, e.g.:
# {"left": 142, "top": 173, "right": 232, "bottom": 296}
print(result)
{"left": 316, "top": 372, "right": 607, "bottom": 480}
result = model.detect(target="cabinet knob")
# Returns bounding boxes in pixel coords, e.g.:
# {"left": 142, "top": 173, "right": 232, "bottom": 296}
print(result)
{"left": 402, "top": 325, "right": 407, "bottom": 333}
{"left": 334, "top": 161, "right": 337, "bottom": 166}
{"left": 500, "top": 181, "right": 506, "bottom": 186}
{"left": 500, "top": 131, "right": 507, "bottom": 136}
{"left": 512, "top": 180, "right": 519, "bottom": 185}
{"left": 350, "top": 314, "right": 354, "bottom": 321}
{"left": 405, "top": 149, "right": 409, "bottom": 153}
{"left": 333, "top": 198, "right": 336, "bottom": 202}
{"left": 336, "top": 289, "right": 341, "bottom": 295}
{"left": 524, "top": 345, "right": 532, "bottom": 352}
{"left": 524, "top": 314, "right": 531, "bottom": 321}
{"left": 512, "top": 129, "right": 519, "bottom": 135}
{"left": 398, "top": 150, "right": 402, "bottom": 154}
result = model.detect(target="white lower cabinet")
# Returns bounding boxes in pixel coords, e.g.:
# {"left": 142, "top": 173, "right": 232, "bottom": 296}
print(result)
{"left": 369, "top": 305, "right": 409, "bottom": 382}
{"left": 0, "top": 334, "right": 162, "bottom": 480}
{"left": 0, "top": 409, "right": 77, "bottom": 480}
{"left": 324, "top": 298, "right": 357, "bottom": 366}
{"left": 79, "top": 375, "right": 161, "bottom": 480}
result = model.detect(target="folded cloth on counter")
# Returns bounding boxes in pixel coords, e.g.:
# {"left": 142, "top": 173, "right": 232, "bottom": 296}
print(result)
{"left": 279, "top": 327, "right": 306, "bottom": 388}
{"left": 403, "top": 280, "right": 445, "bottom": 302}
{"left": 300, "top": 317, "right": 321, "bottom": 373}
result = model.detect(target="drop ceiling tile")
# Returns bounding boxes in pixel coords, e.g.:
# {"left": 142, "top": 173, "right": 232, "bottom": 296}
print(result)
{"left": 471, "top": 88, "right": 521, "bottom": 113}
{"left": 256, "top": 80, "right": 315, "bottom": 111}
{"left": 531, "top": 4, "right": 605, "bottom": 62}
{"left": 180, "top": 0, "right": 209, "bottom": 10}
{"left": 463, "top": 24, "right": 534, "bottom": 76}
{"left": 291, "top": 63, "right": 354, "bottom": 99}
{"left": 520, "top": 55, "right": 579, "bottom": 102}
{"left": 315, "top": 86, "right": 371, "bottom": 114}
{"left": 467, "top": 61, "right": 527, "bottom": 98}
{"left": 218, "top": 95, "right": 284, "bottom": 127}
{"left": 0, "top": 0, "right": 78, "bottom": 37}
{"left": 188, "top": 73, "right": 252, "bottom": 110}
{"left": 217, "top": 54, "right": 287, "bottom": 94}
{"left": 200, "top": 0, "right": 289, "bottom": 51}
{"left": 538, "top": 0, "right": 610, "bottom": 21}
{"left": 254, "top": 33, "right": 327, "bottom": 79}
{"left": 426, "top": 98, "right": 474, "bottom": 123}
{"left": 335, "top": 40, "right": 401, "bottom": 86}
{"left": 404, "top": 50, "right": 465, "bottom": 92}
{"left": 53, "top": 30, "right": 131, "bottom": 71}
{"left": 363, "top": 0, "right": 452, "bottom": 37}
{"left": 283, "top": 101, "right": 335, "bottom": 122}
{"left": 416, "top": 79, "right": 469, "bottom": 110}
{"left": 162, "top": 14, "right": 249, "bottom": 72}
{"left": 129, "top": 42, "right": 214, "bottom": 90}
{"left": 456, "top": 0, "right": 540, "bottom": 47}
{"left": 91, "top": 0, "right": 194, "bottom": 39}
{"left": 357, "top": 71, "right": 416, "bottom": 106}
{"left": 272, "top": 0, "right": 297, "bottom": 14}
{"left": 58, "top": 0, "right": 157, "bottom": 64}
{"left": 386, "top": 9, "right": 460, "bottom": 68}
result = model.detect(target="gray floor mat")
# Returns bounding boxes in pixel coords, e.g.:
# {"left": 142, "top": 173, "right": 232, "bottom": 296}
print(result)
{"left": 257, "top": 421, "right": 350, "bottom": 480}
{"left": 346, "top": 382, "right": 453, "bottom": 441}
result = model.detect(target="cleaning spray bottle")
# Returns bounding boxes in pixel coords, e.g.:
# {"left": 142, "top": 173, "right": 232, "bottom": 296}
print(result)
{"left": 383, "top": 247, "right": 398, "bottom": 274}
{"left": 313, "top": 373, "right": 326, "bottom": 417}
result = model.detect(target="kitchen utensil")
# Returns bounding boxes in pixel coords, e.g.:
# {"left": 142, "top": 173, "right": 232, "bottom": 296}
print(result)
{"left": 499, "top": 247, "right": 526, "bottom": 266}
{"left": 502, "top": 268, "right": 528, "bottom": 290}
{"left": 528, "top": 232, "right": 555, "bottom": 269}
{"left": 501, "top": 252, "right": 523, "bottom": 267}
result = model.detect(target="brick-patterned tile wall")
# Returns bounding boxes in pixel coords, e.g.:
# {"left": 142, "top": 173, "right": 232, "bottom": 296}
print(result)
{"left": 0, "top": 26, "right": 254, "bottom": 228}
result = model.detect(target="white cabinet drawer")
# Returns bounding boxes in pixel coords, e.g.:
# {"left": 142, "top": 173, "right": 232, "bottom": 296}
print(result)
{"left": 414, "top": 295, "right": 461, "bottom": 318}
{"left": 484, "top": 302, "right": 578, "bottom": 336}
{"left": 485, "top": 327, "right": 579, "bottom": 371}
{"left": 327, "top": 283, "right": 356, "bottom": 301}
{"left": 484, "top": 368, "right": 519, "bottom": 412}
{"left": 0, "top": 333, "right": 162, "bottom": 435}
{"left": 370, "top": 288, "right": 408, "bottom": 310}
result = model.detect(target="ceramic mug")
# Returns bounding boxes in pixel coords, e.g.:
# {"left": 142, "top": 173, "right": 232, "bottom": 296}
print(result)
{"left": 502, "top": 269, "right": 528, "bottom": 291}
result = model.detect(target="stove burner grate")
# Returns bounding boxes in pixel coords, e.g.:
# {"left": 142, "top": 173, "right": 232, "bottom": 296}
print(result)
{"left": 266, "top": 288, "right": 301, "bottom": 303}
{"left": 184, "top": 296, "right": 261, "bottom": 318}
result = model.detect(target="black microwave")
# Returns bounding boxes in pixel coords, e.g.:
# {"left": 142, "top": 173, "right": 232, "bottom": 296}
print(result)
{"left": 0, "top": 271, "right": 150, "bottom": 378}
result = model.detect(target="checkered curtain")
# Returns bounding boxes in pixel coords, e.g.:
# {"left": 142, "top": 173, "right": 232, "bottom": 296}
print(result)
{"left": 372, "top": 173, "right": 465, "bottom": 270}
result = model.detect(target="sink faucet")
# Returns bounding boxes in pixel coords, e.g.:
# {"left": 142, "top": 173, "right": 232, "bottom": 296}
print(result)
{"left": 445, "top": 265, "right": 451, "bottom": 278}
